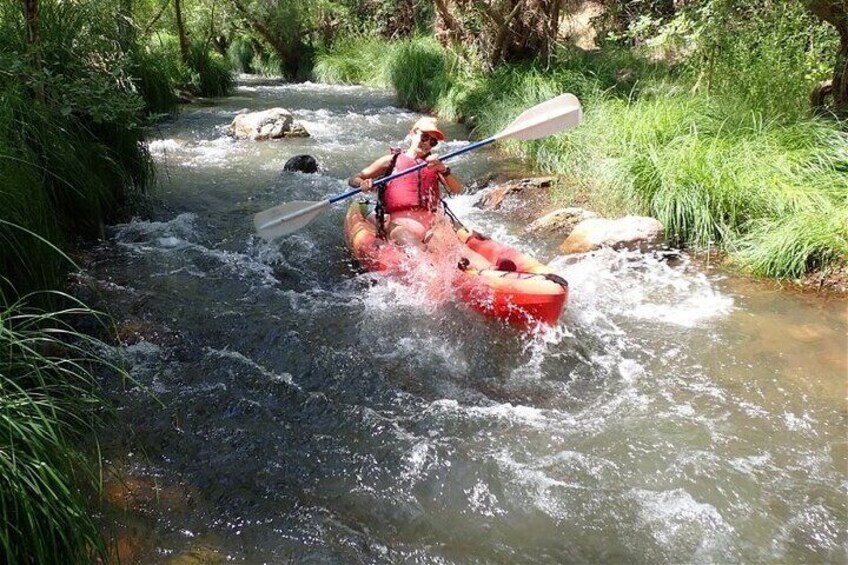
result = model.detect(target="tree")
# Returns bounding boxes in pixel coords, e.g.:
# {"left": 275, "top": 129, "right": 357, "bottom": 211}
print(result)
{"left": 433, "top": 0, "right": 569, "bottom": 68}
{"left": 174, "top": 0, "right": 190, "bottom": 63}
{"left": 22, "top": 0, "right": 44, "bottom": 100}
{"left": 801, "top": 0, "right": 847, "bottom": 113}
{"left": 230, "top": 0, "right": 303, "bottom": 77}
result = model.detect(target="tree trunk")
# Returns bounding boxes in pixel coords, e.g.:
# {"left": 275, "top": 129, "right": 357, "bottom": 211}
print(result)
{"left": 802, "top": 0, "right": 848, "bottom": 112}
{"left": 22, "top": 0, "right": 44, "bottom": 101}
{"left": 433, "top": 0, "right": 461, "bottom": 44}
{"left": 174, "top": 0, "right": 190, "bottom": 63}
{"left": 833, "top": 27, "right": 848, "bottom": 110}
{"left": 118, "top": 0, "right": 135, "bottom": 51}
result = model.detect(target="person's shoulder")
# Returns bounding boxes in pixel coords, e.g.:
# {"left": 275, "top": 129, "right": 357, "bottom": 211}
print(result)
{"left": 373, "top": 153, "right": 395, "bottom": 166}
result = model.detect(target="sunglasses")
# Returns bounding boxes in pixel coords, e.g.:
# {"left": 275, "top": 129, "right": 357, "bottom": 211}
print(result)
{"left": 418, "top": 131, "right": 439, "bottom": 147}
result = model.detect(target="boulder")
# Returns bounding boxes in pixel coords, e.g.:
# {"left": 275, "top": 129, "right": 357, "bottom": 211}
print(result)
{"left": 559, "top": 216, "right": 664, "bottom": 254}
{"left": 285, "top": 123, "right": 310, "bottom": 138}
{"left": 525, "top": 207, "right": 598, "bottom": 236}
{"left": 228, "top": 108, "right": 310, "bottom": 140}
{"left": 474, "top": 177, "right": 553, "bottom": 210}
{"left": 283, "top": 154, "right": 319, "bottom": 174}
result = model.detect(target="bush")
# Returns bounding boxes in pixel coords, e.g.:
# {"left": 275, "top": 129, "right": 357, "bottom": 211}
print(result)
{"left": 187, "top": 41, "right": 234, "bottom": 97}
{"left": 228, "top": 36, "right": 256, "bottom": 73}
{"left": 313, "top": 35, "right": 394, "bottom": 85}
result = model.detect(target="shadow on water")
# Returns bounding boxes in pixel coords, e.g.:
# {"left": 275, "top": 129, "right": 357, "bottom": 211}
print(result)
{"left": 83, "top": 78, "right": 847, "bottom": 563}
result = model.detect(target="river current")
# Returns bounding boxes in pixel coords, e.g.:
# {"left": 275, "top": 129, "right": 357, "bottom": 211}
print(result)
{"left": 84, "top": 77, "right": 847, "bottom": 563}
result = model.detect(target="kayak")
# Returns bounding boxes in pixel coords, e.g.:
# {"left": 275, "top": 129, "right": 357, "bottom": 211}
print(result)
{"left": 344, "top": 202, "right": 568, "bottom": 328}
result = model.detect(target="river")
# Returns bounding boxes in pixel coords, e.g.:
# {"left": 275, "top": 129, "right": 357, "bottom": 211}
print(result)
{"left": 84, "top": 76, "right": 847, "bottom": 563}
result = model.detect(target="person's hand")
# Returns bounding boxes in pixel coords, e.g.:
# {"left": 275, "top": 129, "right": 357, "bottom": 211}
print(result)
{"left": 360, "top": 178, "right": 374, "bottom": 192}
{"left": 425, "top": 155, "right": 448, "bottom": 174}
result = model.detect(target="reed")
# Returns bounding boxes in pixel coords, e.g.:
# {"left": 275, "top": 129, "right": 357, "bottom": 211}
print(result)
{"left": 313, "top": 35, "right": 394, "bottom": 86}
{"left": 187, "top": 41, "right": 235, "bottom": 97}
{"left": 389, "top": 37, "right": 453, "bottom": 111}
{"left": 0, "top": 281, "right": 124, "bottom": 563}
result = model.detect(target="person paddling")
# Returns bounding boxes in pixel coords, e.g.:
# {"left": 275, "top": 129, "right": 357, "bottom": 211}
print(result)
{"left": 348, "top": 117, "right": 462, "bottom": 248}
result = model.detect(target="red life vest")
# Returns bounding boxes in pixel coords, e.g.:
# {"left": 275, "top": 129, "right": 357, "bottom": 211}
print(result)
{"left": 383, "top": 151, "right": 441, "bottom": 213}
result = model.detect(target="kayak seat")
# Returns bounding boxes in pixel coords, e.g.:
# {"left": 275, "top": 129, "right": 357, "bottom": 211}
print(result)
{"left": 496, "top": 258, "right": 517, "bottom": 272}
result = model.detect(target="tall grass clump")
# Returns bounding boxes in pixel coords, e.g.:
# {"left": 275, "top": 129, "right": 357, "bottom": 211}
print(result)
{"left": 250, "top": 50, "right": 285, "bottom": 76}
{"left": 130, "top": 46, "right": 179, "bottom": 115}
{"left": 313, "top": 35, "right": 395, "bottom": 86}
{"left": 0, "top": 285, "right": 123, "bottom": 563}
{"left": 143, "top": 33, "right": 234, "bottom": 98}
{"left": 389, "top": 36, "right": 453, "bottom": 111}
{"left": 187, "top": 41, "right": 234, "bottom": 97}
{"left": 0, "top": 0, "right": 152, "bottom": 296}
{"left": 228, "top": 36, "right": 256, "bottom": 73}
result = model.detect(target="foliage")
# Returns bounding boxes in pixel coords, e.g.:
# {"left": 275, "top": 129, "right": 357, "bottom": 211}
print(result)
{"left": 432, "top": 0, "right": 564, "bottom": 68}
{"left": 228, "top": 36, "right": 256, "bottom": 73}
{"left": 315, "top": 16, "right": 848, "bottom": 279}
{"left": 0, "top": 0, "right": 152, "bottom": 296}
{"left": 0, "top": 289, "right": 118, "bottom": 564}
{"left": 687, "top": 1, "right": 837, "bottom": 119}
{"left": 313, "top": 35, "right": 395, "bottom": 85}
{"left": 390, "top": 37, "right": 453, "bottom": 111}
{"left": 187, "top": 40, "right": 234, "bottom": 97}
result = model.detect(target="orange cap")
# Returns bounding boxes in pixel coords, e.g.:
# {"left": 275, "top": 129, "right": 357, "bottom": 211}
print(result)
{"left": 411, "top": 117, "right": 445, "bottom": 141}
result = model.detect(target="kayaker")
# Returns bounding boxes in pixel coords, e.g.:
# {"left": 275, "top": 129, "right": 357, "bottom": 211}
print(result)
{"left": 347, "top": 117, "right": 462, "bottom": 248}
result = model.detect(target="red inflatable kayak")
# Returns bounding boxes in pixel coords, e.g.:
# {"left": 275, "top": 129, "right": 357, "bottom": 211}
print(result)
{"left": 344, "top": 203, "right": 568, "bottom": 328}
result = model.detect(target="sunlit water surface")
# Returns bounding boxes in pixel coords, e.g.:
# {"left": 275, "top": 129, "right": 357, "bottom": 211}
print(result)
{"left": 85, "top": 77, "right": 847, "bottom": 563}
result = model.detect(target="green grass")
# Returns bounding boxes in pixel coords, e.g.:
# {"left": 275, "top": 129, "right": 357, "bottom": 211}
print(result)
{"left": 0, "top": 287, "right": 122, "bottom": 563}
{"left": 130, "top": 46, "right": 180, "bottom": 116}
{"left": 552, "top": 93, "right": 848, "bottom": 276}
{"left": 142, "top": 34, "right": 235, "bottom": 99}
{"left": 313, "top": 20, "right": 848, "bottom": 280}
{"left": 313, "top": 35, "right": 395, "bottom": 86}
{"left": 0, "top": 84, "right": 152, "bottom": 296}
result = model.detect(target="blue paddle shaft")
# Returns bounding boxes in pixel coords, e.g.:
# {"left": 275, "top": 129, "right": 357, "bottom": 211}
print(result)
{"left": 327, "top": 137, "right": 496, "bottom": 205}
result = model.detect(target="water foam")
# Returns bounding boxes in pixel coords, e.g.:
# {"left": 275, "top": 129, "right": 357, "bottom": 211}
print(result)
{"left": 630, "top": 487, "right": 736, "bottom": 560}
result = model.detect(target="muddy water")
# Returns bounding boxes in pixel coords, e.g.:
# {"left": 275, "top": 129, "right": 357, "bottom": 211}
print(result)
{"left": 87, "top": 77, "right": 847, "bottom": 563}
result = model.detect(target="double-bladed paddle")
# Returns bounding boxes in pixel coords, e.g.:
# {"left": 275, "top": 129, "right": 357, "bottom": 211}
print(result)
{"left": 254, "top": 93, "right": 582, "bottom": 241}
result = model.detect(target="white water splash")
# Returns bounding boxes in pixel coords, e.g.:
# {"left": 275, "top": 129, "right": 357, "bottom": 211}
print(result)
{"left": 630, "top": 487, "right": 737, "bottom": 560}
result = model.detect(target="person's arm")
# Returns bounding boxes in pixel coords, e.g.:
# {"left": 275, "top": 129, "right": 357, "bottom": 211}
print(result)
{"left": 348, "top": 154, "right": 393, "bottom": 191}
{"left": 425, "top": 155, "right": 462, "bottom": 195}
{"left": 438, "top": 168, "right": 462, "bottom": 195}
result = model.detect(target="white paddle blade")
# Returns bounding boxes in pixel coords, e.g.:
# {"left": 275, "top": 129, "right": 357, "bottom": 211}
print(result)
{"left": 495, "top": 93, "right": 582, "bottom": 141}
{"left": 254, "top": 199, "right": 329, "bottom": 241}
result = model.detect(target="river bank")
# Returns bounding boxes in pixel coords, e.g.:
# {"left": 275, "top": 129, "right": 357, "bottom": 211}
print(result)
{"left": 313, "top": 35, "right": 848, "bottom": 287}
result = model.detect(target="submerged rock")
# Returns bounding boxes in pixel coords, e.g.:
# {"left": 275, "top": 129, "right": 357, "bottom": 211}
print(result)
{"left": 560, "top": 216, "right": 664, "bottom": 254}
{"left": 474, "top": 177, "right": 553, "bottom": 210}
{"left": 525, "top": 207, "right": 598, "bottom": 236}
